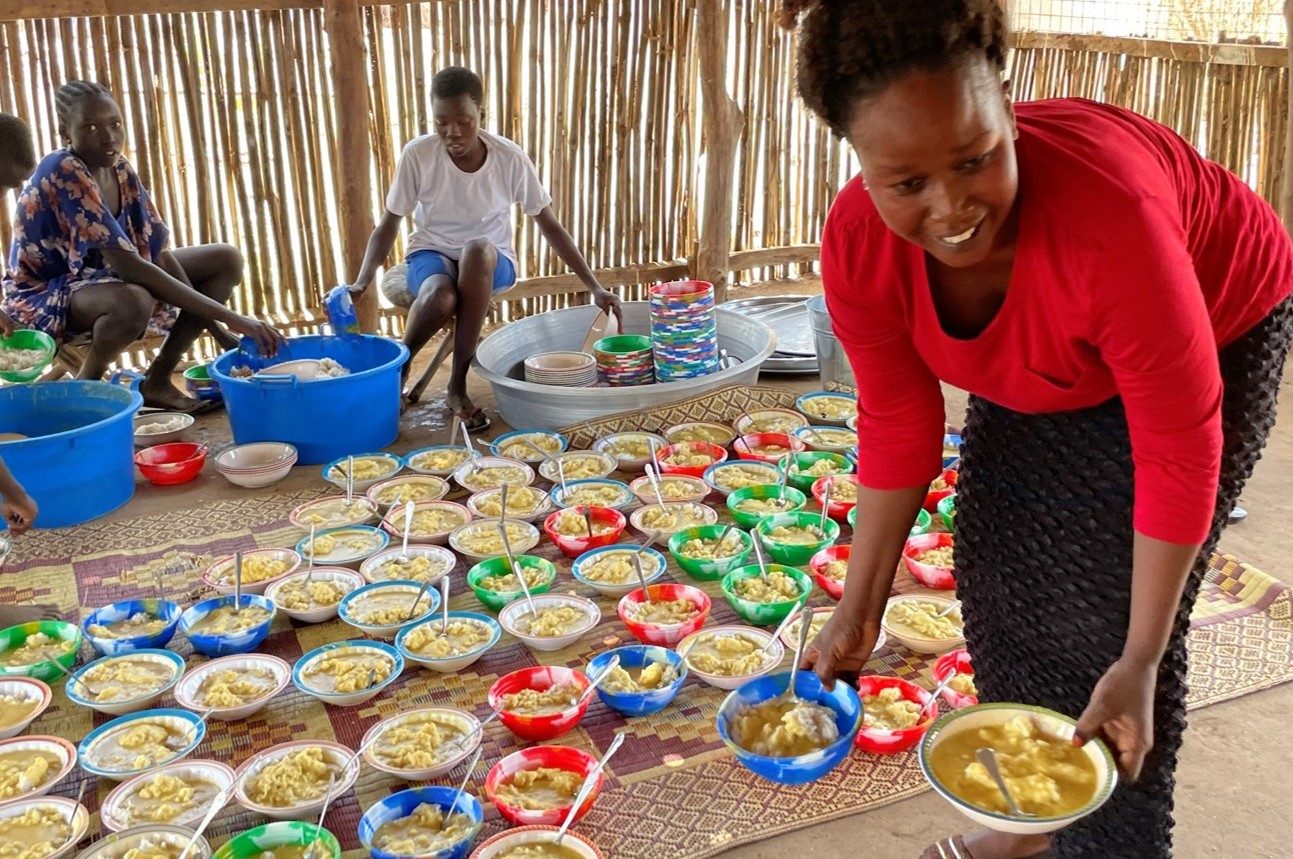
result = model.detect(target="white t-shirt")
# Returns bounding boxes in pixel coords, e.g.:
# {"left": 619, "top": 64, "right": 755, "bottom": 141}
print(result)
{"left": 384, "top": 129, "right": 551, "bottom": 266}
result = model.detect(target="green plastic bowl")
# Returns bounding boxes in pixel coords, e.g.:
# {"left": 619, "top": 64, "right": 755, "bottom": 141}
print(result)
{"left": 667, "top": 525, "right": 755, "bottom": 582}
{"left": 720, "top": 564, "right": 813, "bottom": 625}
{"left": 726, "top": 485, "right": 808, "bottom": 529}
{"left": 938, "top": 493, "right": 957, "bottom": 532}
{"left": 755, "top": 510, "right": 840, "bottom": 566}
{"left": 466, "top": 555, "right": 558, "bottom": 612}
{"left": 593, "top": 334, "right": 653, "bottom": 355}
{"left": 213, "top": 823, "right": 341, "bottom": 859}
{"left": 777, "top": 451, "right": 853, "bottom": 494}
{"left": 0, "top": 329, "right": 56, "bottom": 383}
{"left": 851, "top": 505, "right": 932, "bottom": 537}
{"left": 0, "top": 620, "right": 82, "bottom": 683}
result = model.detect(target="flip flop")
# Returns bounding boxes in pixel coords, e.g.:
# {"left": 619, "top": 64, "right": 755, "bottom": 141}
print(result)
{"left": 923, "top": 836, "right": 974, "bottom": 859}
{"left": 456, "top": 407, "right": 491, "bottom": 433}
{"left": 140, "top": 397, "right": 222, "bottom": 417}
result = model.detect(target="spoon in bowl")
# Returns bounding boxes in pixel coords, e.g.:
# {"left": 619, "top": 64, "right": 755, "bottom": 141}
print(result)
{"left": 630, "top": 553, "right": 652, "bottom": 607}
{"left": 303, "top": 773, "right": 337, "bottom": 859}
{"left": 232, "top": 551, "right": 243, "bottom": 616}
{"left": 553, "top": 732, "right": 627, "bottom": 847}
{"left": 447, "top": 746, "right": 485, "bottom": 818}
{"left": 304, "top": 524, "right": 317, "bottom": 586}
{"left": 345, "top": 456, "right": 355, "bottom": 506}
{"left": 573, "top": 656, "right": 621, "bottom": 709}
{"left": 976, "top": 747, "right": 1035, "bottom": 818}
{"left": 498, "top": 522, "right": 539, "bottom": 618}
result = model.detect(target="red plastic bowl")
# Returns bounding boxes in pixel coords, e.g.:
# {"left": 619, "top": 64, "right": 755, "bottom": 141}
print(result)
{"left": 135, "top": 442, "right": 207, "bottom": 485}
{"left": 616, "top": 582, "right": 711, "bottom": 646}
{"left": 654, "top": 442, "right": 728, "bottom": 479}
{"left": 542, "top": 506, "right": 626, "bottom": 558}
{"left": 808, "top": 544, "right": 850, "bottom": 601}
{"left": 811, "top": 473, "right": 861, "bottom": 521}
{"left": 484, "top": 745, "right": 603, "bottom": 827}
{"left": 933, "top": 648, "right": 977, "bottom": 710}
{"left": 733, "top": 432, "right": 805, "bottom": 465}
{"left": 853, "top": 675, "right": 937, "bottom": 755}
{"left": 487, "top": 665, "right": 591, "bottom": 742}
{"left": 923, "top": 468, "right": 958, "bottom": 512}
{"left": 903, "top": 532, "right": 956, "bottom": 589}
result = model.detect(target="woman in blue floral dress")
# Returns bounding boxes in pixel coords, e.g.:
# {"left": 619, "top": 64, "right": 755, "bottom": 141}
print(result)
{"left": 2, "top": 81, "right": 281, "bottom": 410}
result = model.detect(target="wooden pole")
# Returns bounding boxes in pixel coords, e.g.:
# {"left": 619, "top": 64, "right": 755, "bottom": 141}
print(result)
{"left": 693, "top": 0, "right": 743, "bottom": 302}
{"left": 323, "top": 0, "right": 376, "bottom": 331}
{"left": 1282, "top": 0, "right": 1293, "bottom": 231}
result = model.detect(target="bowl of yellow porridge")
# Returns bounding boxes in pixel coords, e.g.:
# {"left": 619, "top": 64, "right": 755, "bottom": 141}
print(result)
{"left": 484, "top": 745, "right": 602, "bottom": 828}
{"left": 592, "top": 432, "right": 668, "bottom": 471}
{"left": 719, "top": 564, "right": 813, "bottom": 626}
{"left": 662, "top": 421, "right": 737, "bottom": 448}
{"left": 794, "top": 392, "right": 858, "bottom": 427}
{"left": 288, "top": 495, "right": 379, "bottom": 531}
{"left": 902, "top": 532, "right": 957, "bottom": 590}
{"left": 466, "top": 486, "right": 553, "bottom": 523}
{"left": 172, "top": 654, "right": 291, "bottom": 721}
{"left": 322, "top": 452, "right": 403, "bottom": 491}
{"left": 202, "top": 548, "right": 302, "bottom": 596}
{"left": 537, "top": 451, "right": 617, "bottom": 484}
{"left": 293, "top": 525, "right": 389, "bottom": 569}
{"left": 77, "top": 709, "right": 207, "bottom": 782}
{"left": 452, "top": 456, "right": 536, "bottom": 495}
{"left": 585, "top": 644, "right": 687, "bottom": 717}
{"left": 754, "top": 510, "right": 840, "bottom": 566}
{"left": 360, "top": 707, "right": 483, "bottom": 780}
{"left": 793, "top": 425, "right": 856, "bottom": 453}
{"left": 359, "top": 785, "right": 484, "bottom": 859}
{"left": 807, "top": 545, "right": 851, "bottom": 601}
{"left": 0, "top": 621, "right": 82, "bottom": 683}
{"left": 616, "top": 583, "right": 711, "bottom": 647}
{"left": 499, "top": 594, "right": 601, "bottom": 654}
{"left": 0, "top": 797, "right": 90, "bottom": 859}
{"left": 570, "top": 545, "right": 667, "bottom": 598}
{"left": 380, "top": 501, "right": 473, "bottom": 547}
{"left": 465, "top": 557, "right": 559, "bottom": 613}
{"left": 367, "top": 474, "right": 452, "bottom": 508}
{"left": 293, "top": 640, "right": 403, "bottom": 707}
{"left": 627, "top": 501, "right": 719, "bottom": 538}
{"left": 99, "top": 759, "right": 235, "bottom": 832}
{"left": 666, "top": 525, "right": 754, "bottom": 581}
{"left": 468, "top": 826, "right": 602, "bottom": 859}
{"left": 76, "top": 823, "right": 213, "bottom": 859}
{"left": 932, "top": 649, "right": 978, "bottom": 709}
{"left": 233, "top": 740, "right": 359, "bottom": 821}
{"left": 404, "top": 446, "right": 472, "bottom": 477}
{"left": 702, "top": 460, "right": 782, "bottom": 497}
{"left": 82, "top": 601, "right": 184, "bottom": 657}
{"left": 733, "top": 408, "right": 810, "bottom": 437}
{"left": 811, "top": 473, "right": 862, "bottom": 521}
{"left": 547, "top": 479, "right": 634, "bottom": 512}
{"left": 733, "top": 430, "right": 809, "bottom": 466}
{"left": 265, "top": 568, "right": 365, "bottom": 623}
{"left": 487, "top": 666, "right": 592, "bottom": 742}
{"left": 541, "top": 507, "right": 626, "bottom": 559}
{"left": 852, "top": 675, "right": 938, "bottom": 755}
{"left": 674, "top": 626, "right": 783, "bottom": 691}
{"left": 653, "top": 442, "right": 728, "bottom": 479}
{"left": 450, "top": 518, "right": 542, "bottom": 565}
{"left": 359, "top": 545, "right": 457, "bottom": 587}
{"left": 490, "top": 430, "right": 569, "bottom": 463}
{"left": 776, "top": 451, "right": 853, "bottom": 495}
{"left": 396, "top": 613, "right": 502, "bottom": 673}
{"left": 0, "top": 678, "right": 52, "bottom": 740}
{"left": 179, "top": 595, "right": 277, "bottom": 657}
{"left": 210, "top": 822, "right": 340, "bottom": 859}
{"left": 65, "top": 650, "right": 185, "bottom": 717}
{"left": 0, "top": 735, "right": 77, "bottom": 804}
{"left": 881, "top": 595, "right": 965, "bottom": 655}
{"left": 919, "top": 704, "right": 1118, "bottom": 834}
{"left": 724, "top": 485, "right": 809, "bottom": 529}
{"left": 627, "top": 474, "right": 709, "bottom": 507}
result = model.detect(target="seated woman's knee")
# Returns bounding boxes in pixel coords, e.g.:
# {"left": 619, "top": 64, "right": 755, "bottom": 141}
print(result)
{"left": 106, "top": 284, "right": 155, "bottom": 338}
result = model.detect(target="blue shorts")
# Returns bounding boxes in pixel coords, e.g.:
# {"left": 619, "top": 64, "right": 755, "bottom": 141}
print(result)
{"left": 405, "top": 248, "right": 517, "bottom": 299}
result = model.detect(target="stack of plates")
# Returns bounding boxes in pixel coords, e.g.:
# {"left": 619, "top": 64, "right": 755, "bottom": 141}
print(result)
{"left": 593, "top": 335, "right": 655, "bottom": 387}
{"left": 523, "top": 351, "right": 598, "bottom": 387}
{"left": 649, "top": 280, "right": 720, "bottom": 382}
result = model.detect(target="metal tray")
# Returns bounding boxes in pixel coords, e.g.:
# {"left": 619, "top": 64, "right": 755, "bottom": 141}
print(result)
{"left": 721, "top": 295, "right": 818, "bottom": 374}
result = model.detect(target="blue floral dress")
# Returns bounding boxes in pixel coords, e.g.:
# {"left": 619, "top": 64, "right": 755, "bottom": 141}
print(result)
{"left": 2, "top": 150, "right": 177, "bottom": 341}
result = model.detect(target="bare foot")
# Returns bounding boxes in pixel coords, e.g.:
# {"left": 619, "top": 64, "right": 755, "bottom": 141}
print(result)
{"left": 139, "top": 379, "right": 205, "bottom": 413}
{"left": 0, "top": 604, "right": 62, "bottom": 627}
{"left": 920, "top": 832, "right": 1052, "bottom": 859}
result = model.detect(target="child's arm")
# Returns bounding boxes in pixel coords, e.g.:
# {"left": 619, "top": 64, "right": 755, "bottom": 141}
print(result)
{"left": 347, "top": 211, "right": 404, "bottom": 295}
{"left": 532, "top": 208, "right": 623, "bottom": 328}
{"left": 0, "top": 457, "right": 37, "bottom": 536}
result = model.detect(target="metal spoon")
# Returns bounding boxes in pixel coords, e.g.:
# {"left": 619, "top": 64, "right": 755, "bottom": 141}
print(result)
{"left": 170, "top": 706, "right": 215, "bottom": 755}
{"left": 554, "top": 733, "right": 627, "bottom": 846}
{"left": 178, "top": 783, "right": 235, "bottom": 859}
{"left": 635, "top": 531, "right": 661, "bottom": 559}
{"left": 303, "top": 773, "right": 337, "bottom": 859}
{"left": 630, "top": 553, "right": 651, "bottom": 607}
{"left": 498, "top": 522, "right": 539, "bottom": 618}
{"left": 786, "top": 606, "right": 814, "bottom": 705}
{"left": 751, "top": 532, "right": 770, "bottom": 577}
{"left": 663, "top": 636, "right": 701, "bottom": 683}
{"left": 439, "top": 576, "right": 451, "bottom": 634}
{"left": 460, "top": 704, "right": 505, "bottom": 743}
{"left": 304, "top": 524, "right": 317, "bottom": 586}
{"left": 573, "top": 655, "right": 621, "bottom": 708}
{"left": 775, "top": 453, "right": 792, "bottom": 508}
{"left": 928, "top": 669, "right": 959, "bottom": 701}
{"left": 644, "top": 462, "right": 667, "bottom": 508}
{"left": 976, "top": 747, "right": 1035, "bottom": 817}
{"left": 936, "top": 599, "right": 963, "bottom": 619}
{"left": 394, "top": 500, "right": 415, "bottom": 565}
{"left": 815, "top": 477, "right": 833, "bottom": 538}
{"left": 762, "top": 610, "right": 799, "bottom": 654}
{"left": 447, "top": 746, "right": 484, "bottom": 816}
{"left": 715, "top": 523, "right": 736, "bottom": 554}
{"left": 50, "top": 660, "right": 98, "bottom": 698}
{"left": 581, "top": 507, "right": 596, "bottom": 538}
{"left": 555, "top": 459, "right": 570, "bottom": 502}
{"left": 522, "top": 437, "right": 559, "bottom": 467}
{"left": 232, "top": 551, "right": 243, "bottom": 616}
{"left": 459, "top": 418, "right": 482, "bottom": 476}
{"left": 498, "top": 483, "right": 510, "bottom": 522}
{"left": 405, "top": 578, "right": 433, "bottom": 622}
{"left": 345, "top": 455, "right": 355, "bottom": 506}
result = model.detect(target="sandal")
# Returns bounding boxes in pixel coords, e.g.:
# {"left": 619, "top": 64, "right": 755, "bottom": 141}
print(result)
{"left": 455, "top": 407, "right": 491, "bottom": 433}
{"left": 922, "top": 836, "right": 974, "bottom": 859}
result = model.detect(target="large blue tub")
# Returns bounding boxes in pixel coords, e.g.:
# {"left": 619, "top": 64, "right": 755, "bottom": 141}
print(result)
{"left": 0, "top": 380, "right": 143, "bottom": 529}
{"left": 210, "top": 335, "right": 409, "bottom": 466}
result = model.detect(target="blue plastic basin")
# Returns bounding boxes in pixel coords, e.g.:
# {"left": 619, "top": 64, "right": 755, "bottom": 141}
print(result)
{"left": 0, "top": 380, "right": 143, "bottom": 529}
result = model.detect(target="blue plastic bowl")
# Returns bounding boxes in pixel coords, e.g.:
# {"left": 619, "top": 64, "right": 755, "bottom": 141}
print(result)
{"left": 77, "top": 707, "right": 207, "bottom": 780}
{"left": 587, "top": 645, "right": 686, "bottom": 717}
{"left": 179, "top": 594, "right": 276, "bottom": 657}
{"left": 716, "top": 670, "right": 862, "bottom": 785}
{"left": 571, "top": 545, "right": 667, "bottom": 597}
{"left": 82, "top": 599, "right": 183, "bottom": 656}
{"left": 65, "top": 648, "right": 186, "bottom": 711}
{"left": 358, "top": 786, "right": 484, "bottom": 859}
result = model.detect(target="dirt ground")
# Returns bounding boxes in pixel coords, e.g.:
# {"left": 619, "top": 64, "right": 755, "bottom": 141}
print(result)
{"left": 117, "top": 278, "right": 1291, "bottom": 859}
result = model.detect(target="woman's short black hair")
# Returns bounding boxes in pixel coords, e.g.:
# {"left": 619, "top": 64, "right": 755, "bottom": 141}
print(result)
{"left": 431, "top": 66, "right": 485, "bottom": 108}
{"left": 780, "top": 0, "right": 1008, "bottom": 136}
{"left": 0, "top": 113, "right": 35, "bottom": 169}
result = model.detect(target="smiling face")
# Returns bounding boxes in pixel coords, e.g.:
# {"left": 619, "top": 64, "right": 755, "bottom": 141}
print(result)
{"left": 61, "top": 92, "right": 125, "bottom": 170}
{"left": 846, "top": 58, "right": 1020, "bottom": 269}
{"left": 432, "top": 94, "right": 483, "bottom": 162}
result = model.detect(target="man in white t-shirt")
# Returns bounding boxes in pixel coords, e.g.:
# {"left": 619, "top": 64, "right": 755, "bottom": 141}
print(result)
{"left": 347, "top": 66, "right": 621, "bottom": 430}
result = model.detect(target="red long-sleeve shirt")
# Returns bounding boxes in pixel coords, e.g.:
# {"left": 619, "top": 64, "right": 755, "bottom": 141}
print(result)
{"left": 822, "top": 99, "right": 1293, "bottom": 544}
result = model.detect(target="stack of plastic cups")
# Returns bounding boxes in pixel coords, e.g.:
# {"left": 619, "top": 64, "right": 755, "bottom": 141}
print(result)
{"left": 593, "top": 335, "right": 655, "bottom": 386}
{"left": 649, "top": 280, "right": 720, "bottom": 382}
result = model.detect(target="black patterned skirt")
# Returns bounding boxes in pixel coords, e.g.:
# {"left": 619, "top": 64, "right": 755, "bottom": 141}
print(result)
{"left": 954, "top": 297, "right": 1292, "bottom": 858}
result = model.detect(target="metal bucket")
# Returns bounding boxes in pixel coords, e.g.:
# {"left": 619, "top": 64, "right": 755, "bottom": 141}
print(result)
{"left": 806, "top": 295, "right": 854, "bottom": 388}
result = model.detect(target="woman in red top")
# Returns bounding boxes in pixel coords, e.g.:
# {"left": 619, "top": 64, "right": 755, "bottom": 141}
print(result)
{"left": 780, "top": 2, "right": 1293, "bottom": 858}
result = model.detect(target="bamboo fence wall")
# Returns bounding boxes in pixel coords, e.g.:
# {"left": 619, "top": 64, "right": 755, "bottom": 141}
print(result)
{"left": 0, "top": 1, "right": 1288, "bottom": 346}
